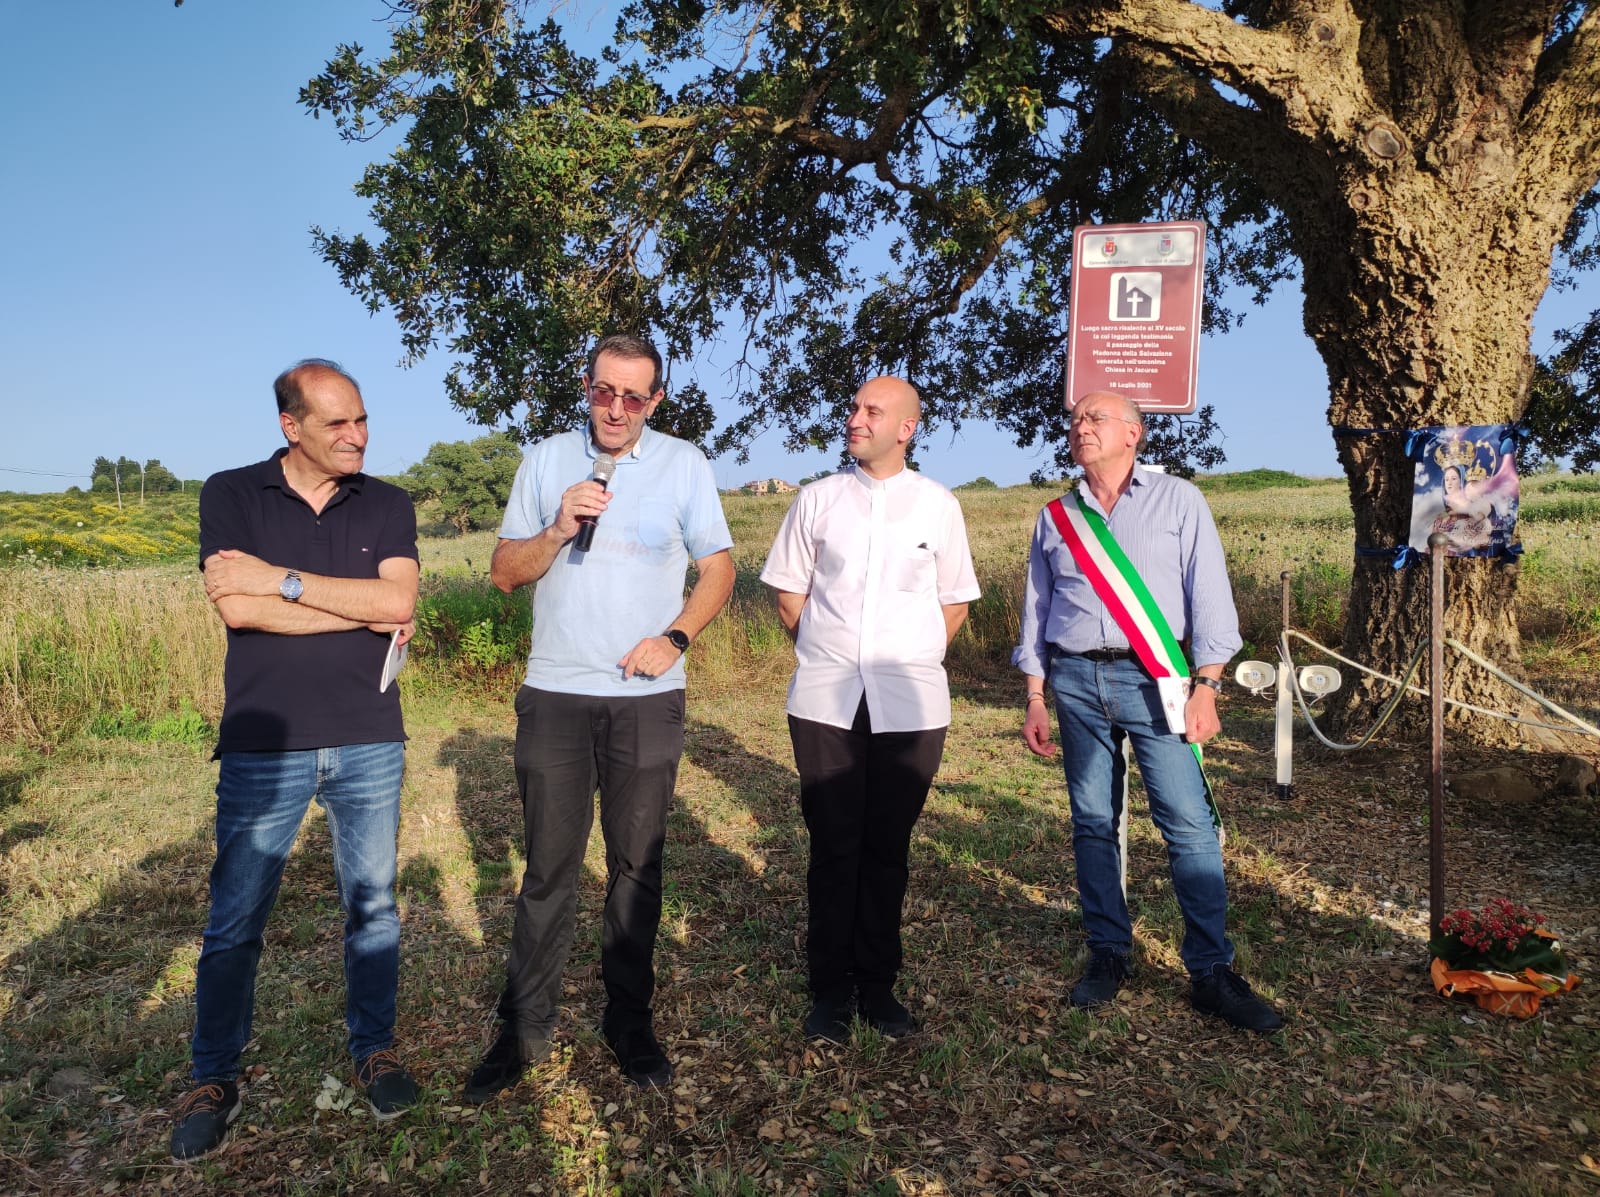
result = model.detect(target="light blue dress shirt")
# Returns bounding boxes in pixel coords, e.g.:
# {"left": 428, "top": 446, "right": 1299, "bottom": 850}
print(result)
{"left": 499, "top": 426, "right": 733, "bottom": 696}
{"left": 1012, "top": 466, "right": 1241, "bottom": 678}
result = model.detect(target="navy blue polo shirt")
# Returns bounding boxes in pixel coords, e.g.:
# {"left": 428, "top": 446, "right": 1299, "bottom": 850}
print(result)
{"left": 198, "top": 450, "right": 418, "bottom": 755}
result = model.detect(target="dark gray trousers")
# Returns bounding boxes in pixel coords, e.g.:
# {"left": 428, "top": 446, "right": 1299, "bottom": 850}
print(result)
{"left": 498, "top": 685, "right": 684, "bottom": 1043}
{"left": 789, "top": 697, "right": 946, "bottom": 1000}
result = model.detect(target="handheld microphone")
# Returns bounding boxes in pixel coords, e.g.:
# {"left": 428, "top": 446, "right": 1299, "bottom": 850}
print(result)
{"left": 573, "top": 453, "right": 617, "bottom": 552}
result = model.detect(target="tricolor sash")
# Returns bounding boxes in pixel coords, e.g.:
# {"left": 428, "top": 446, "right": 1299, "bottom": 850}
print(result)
{"left": 1046, "top": 491, "right": 1223, "bottom": 838}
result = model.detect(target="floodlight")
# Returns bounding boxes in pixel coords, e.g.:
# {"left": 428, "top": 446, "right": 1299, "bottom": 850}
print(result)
{"left": 1297, "top": 665, "right": 1342, "bottom": 696}
{"left": 1233, "top": 660, "right": 1276, "bottom": 693}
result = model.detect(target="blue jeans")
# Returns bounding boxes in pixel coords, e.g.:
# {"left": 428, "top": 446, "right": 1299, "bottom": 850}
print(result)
{"left": 190, "top": 742, "right": 404, "bottom": 1081}
{"left": 1048, "top": 654, "right": 1232, "bottom": 974}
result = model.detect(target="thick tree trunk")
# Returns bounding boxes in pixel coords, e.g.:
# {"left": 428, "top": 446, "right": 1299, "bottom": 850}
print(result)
{"left": 1332, "top": 428, "right": 1525, "bottom": 743}
{"left": 1302, "top": 184, "right": 1554, "bottom": 745}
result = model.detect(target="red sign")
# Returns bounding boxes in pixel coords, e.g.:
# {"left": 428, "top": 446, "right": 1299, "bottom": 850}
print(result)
{"left": 1066, "top": 221, "right": 1206, "bottom": 414}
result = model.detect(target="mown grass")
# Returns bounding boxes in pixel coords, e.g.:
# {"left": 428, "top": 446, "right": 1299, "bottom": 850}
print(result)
{"left": 2, "top": 475, "right": 1598, "bottom": 1195}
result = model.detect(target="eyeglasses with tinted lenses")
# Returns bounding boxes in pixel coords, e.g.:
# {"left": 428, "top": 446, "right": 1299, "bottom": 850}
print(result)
{"left": 1069, "top": 410, "right": 1135, "bottom": 432}
{"left": 588, "top": 383, "right": 653, "bottom": 414}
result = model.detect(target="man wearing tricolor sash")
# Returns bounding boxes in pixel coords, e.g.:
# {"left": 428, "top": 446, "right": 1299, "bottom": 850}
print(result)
{"left": 1014, "top": 391, "right": 1282, "bottom": 1033}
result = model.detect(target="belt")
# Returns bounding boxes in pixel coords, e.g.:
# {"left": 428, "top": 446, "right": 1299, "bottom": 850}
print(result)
{"left": 1069, "top": 647, "right": 1135, "bottom": 662}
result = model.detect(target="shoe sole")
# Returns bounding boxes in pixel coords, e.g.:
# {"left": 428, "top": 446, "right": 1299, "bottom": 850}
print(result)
{"left": 369, "top": 1099, "right": 414, "bottom": 1121}
{"left": 624, "top": 1066, "right": 673, "bottom": 1090}
{"left": 464, "top": 1072, "right": 524, "bottom": 1104}
{"left": 864, "top": 1021, "right": 916, "bottom": 1039}
{"left": 1193, "top": 1008, "right": 1284, "bottom": 1033}
{"left": 170, "top": 1099, "right": 242, "bottom": 1163}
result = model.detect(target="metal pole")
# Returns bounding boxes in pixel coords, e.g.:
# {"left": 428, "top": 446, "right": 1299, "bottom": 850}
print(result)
{"left": 1428, "top": 532, "right": 1447, "bottom": 937}
{"left": 1275, "top": 570, "right": 1294, "bottom": 799}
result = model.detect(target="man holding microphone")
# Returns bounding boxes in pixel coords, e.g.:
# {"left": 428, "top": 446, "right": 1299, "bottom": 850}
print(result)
{"left": 466, "top": 334, "right": 734, "bottom": 1100}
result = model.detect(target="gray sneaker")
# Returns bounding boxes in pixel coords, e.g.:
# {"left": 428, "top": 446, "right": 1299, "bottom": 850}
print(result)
{"left": 169, "top": 1079, "right": 241, "bottom": 1162}
{"left": 356, "top": 1049, "right": 419, "bottom": 1119}
{"left": 1068, "top": 951, "right": 1129, "bottom": 1008}
{"left": 1190, "top": 964, "right": 1284, "bottom": 1033}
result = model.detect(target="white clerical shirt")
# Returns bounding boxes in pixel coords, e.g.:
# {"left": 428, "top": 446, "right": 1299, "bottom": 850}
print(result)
{"left": 760, "top": 466, "right": 981, "bottom": 732}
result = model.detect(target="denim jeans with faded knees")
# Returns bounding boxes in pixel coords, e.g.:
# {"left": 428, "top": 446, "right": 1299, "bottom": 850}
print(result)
{"left": 189, "top": 741, "right": 404, "bottom": 1081}
{"left": 1047, "top": 654, "right": 1233, "bottom": 974}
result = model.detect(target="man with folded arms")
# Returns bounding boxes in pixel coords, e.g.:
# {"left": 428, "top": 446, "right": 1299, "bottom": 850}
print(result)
{"left": 172, "top": 359, "right": 420, "bottom": 1161}
{"left": 1015, "top": 390, "right": 1281, "bottom": 1032}
{"left": 762, "top": 375, "right": 979, "bottom": 1043}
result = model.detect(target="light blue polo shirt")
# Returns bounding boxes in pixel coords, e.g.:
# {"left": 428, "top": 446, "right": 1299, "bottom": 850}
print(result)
{"left": 499, "top": 425, "right": 734, "bottom": 696}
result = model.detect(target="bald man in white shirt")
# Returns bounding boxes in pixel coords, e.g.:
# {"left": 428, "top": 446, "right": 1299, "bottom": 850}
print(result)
{"left": 761, "top": 376, "right": 980, "bottom": 1044}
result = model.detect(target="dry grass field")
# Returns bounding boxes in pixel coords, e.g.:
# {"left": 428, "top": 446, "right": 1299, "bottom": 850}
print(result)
{"left": 1, "top": 474, "right": 1597, "bottom": 1195}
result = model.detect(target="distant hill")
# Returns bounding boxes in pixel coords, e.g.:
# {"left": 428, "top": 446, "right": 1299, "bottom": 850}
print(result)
{"left": 1196, "top": 468, "right": 1325, "bottom": 492}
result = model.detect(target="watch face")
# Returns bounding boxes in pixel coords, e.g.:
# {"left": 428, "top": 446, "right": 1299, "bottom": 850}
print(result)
{"left": 280, "top": 574, "right": 304, "bottom": 601}
{"left": 667, "top": 630, "right": 690, "bottom": 651}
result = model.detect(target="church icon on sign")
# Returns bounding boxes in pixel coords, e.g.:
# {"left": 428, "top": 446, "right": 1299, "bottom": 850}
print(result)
{"left": 1110, "top": 272, "right": 1162, "bottom": 321}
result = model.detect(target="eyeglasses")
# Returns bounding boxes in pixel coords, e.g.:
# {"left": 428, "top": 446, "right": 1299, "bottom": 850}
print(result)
{"left": 587, "top": 382, "right": 654, "bottom": 414}
{"left": 1069, "top": 410, "right": 1137, "bottom": 432}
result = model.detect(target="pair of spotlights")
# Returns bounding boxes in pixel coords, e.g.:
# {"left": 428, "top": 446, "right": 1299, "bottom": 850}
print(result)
{"left": 1232, "top": 661, "right": 1342, "bottom": 697}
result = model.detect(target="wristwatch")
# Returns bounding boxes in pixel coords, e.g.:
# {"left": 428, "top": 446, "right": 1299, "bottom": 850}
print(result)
{"left": 664, "top": 628, "right": 691, "bottom": 653}
{"left": 1191, "top": 675, "right": 1223, "bottom": 694}
{"left": 279, "top": 569, "right": 304, "bottom": 603}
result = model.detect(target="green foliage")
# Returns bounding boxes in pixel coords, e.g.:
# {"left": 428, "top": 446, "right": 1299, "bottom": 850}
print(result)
{"left": 397, "top": 432, "right": 523, "bottom": 534}
{"left": 954, "top": 476, "right": 998, "bottom": 490}
{"left": 90, "top": 456, "right": 181, "bottom": 495}
{"left": 300, "top": 0, "right": 1266, "bottom": 472}
{"left": 412, "top": 576, "right": 531, "bottom": 679}
{"left": 87, "top": 700, "right": 213, "bottom": 747}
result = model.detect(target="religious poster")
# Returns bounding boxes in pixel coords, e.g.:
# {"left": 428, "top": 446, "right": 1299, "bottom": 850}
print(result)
{"left": 1407, "top": 425, "right": 1520, "bottom": 558}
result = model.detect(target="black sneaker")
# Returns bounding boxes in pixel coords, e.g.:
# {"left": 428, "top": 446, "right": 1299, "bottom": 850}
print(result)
{"left": 169, "top": 1079, "right": 241, "bottom": 1162}
{"left": 356, "top": 1049, "right": 419, "bottom": 1119}
{"left": 802, "top": 993, "right": 856, "bottom": 1045}
{"left": 1068, "top": 951, "right": 1129, "bottom": 1008}
{"left": 465, "top": 1027, "right": 547, "bottom": 1104}
{"left": 608, "top": 1025, "right": 672, "bottom": 1090}
{"left": 857, "top": 985, "right": 916, "bottom": 1038}
{"left": 1190, "top": 964, "right": 1284, "bottom": 1033}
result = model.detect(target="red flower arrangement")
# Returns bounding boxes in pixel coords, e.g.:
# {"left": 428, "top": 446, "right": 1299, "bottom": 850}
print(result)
{"left": 1428, "top": 898, "right": 1578, "bottom": 1018}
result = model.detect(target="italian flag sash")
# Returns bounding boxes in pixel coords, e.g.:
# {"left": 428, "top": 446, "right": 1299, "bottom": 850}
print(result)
{"left": 1045, "top": 491, "right": 1223, "bottom": 838}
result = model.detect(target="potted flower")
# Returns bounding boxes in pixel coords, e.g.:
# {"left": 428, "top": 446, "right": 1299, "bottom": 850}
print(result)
{"left": 1428, "top": 898, "right": 1580, "bottom": 1018}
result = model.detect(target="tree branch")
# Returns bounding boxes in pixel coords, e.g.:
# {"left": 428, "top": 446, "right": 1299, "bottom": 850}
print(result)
{"left": 1043, "top": 0, "right": 1301, "bottom": 106}
{"left": 1521, "top": 5, "right": 1600, "bottom": 211}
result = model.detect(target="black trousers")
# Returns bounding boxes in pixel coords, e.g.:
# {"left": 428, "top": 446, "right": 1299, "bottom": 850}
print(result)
{"left": 499, "top": 685, "right": 684, "bottom": 1043}
{"left": 788, "top": 698, "right": 947, "bottom": 999}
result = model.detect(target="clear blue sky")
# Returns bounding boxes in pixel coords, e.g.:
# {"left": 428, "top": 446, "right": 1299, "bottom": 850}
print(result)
{"left": 2, "top": 2, "right": 1592, "bottom": 494}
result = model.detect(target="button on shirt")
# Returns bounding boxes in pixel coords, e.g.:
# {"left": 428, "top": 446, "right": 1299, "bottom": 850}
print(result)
{"left": 761, "top": 467, "right": 981, "bottom": 732}
{"left": 1012, "top": 466, "right": 1241, "bottom": 678}
{"left": 499, "top": 426, "right": 733, "bottom": 696}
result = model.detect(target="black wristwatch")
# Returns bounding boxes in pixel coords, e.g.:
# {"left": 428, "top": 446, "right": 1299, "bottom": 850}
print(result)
{"left": 665, "top": 628, "right": 691, "bottom": 653}
{"left": 1191, "top": 675, "right": 1223, "bottom": 694}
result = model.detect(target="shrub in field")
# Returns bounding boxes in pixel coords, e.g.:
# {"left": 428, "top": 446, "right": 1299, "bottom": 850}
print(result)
{"left": 412, "top": 577, "right": 532, "bottom": 681}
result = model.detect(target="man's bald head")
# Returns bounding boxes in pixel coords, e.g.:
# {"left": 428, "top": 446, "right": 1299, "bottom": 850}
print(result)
{"left": 846, "top": 375, "right": 921, "bottom": 477}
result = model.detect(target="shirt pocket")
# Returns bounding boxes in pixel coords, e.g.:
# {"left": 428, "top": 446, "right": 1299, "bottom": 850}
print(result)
{"left": 889, "top": 540, "right": 937, "bottom": 593}
{"left": 638, "top": 498, "right": 681, "bottom": 554}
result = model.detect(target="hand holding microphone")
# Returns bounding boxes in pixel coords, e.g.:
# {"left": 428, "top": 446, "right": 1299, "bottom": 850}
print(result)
{"left": 572, "top": 453, "right": 617, "bottom": 551}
